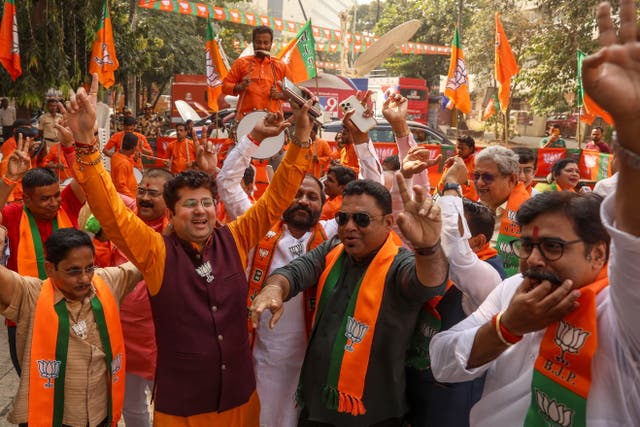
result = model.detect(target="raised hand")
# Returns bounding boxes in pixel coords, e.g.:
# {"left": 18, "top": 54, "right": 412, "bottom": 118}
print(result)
{"left": 442, "top": 156, "right": 469, "bottom": 185}
{"left": 60, "top": 73, "right": 99, "bottom": 144}
{"left": 582, "top": 0, "right": 640, "bottom": 144}
{"left": 382, "top": 93, "right": 410, "bottom": 137}
{"left": 250, "top": 111, "right": 291, "bottom": 142}
{"left": 53, "top": 122, "right": 74, "bottom": 148}
{"left": 401, "top": 146, "right": 442, "bottom": 179}
{"left": 195, "top": 139, "right": 218, "bottom": 176}
{"left": 395, "top": 172, "right": 441, "bottom": 248}
{"left": 6, "top": 134, "right": 32, "bottom": 180}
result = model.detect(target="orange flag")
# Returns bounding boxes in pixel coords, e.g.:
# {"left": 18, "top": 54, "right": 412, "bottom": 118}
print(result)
{"left": 89, "top": 0, "right": 119, "bottom": 88}
{"left": 277, "top": 20, "right": 316, "bottom": 83}
{"left": 444, "top": 28, "right": 471, "bottom": 114}
{"left": 577, "top": 50, "right": 613, "bottom": 125}
{"left": 0, "top": 0, "right": 22, "bottom": 81}
{"left": 205, "top": 20, "right": 229, "bottom": 111}
{"left": 495, "top": 13, "right": 518, "bottom": 113}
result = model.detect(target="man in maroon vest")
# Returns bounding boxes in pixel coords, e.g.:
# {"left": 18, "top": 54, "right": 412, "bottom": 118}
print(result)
{"left": 63, "top": 73, "right": 313, "bottom": 426}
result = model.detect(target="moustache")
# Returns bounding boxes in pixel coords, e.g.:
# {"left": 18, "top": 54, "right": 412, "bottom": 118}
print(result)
{"left": 138, "top": 201, "right": 155, "bottom": 208}
{"left": 522, "top": 268, "right": 563, "bottom": 287}
{"left": 255, "top": 50, "right": 271, "bottom": 57}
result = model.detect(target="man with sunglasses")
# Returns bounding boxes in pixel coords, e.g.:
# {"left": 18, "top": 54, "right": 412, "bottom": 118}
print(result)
{"left": 63, "top": 73, "right": 314, "bottom": 426}
{"left": 217, "top": 108, "right": 382, "bottom": 426}
{"left": 0, "top": 227, "right": 142, "bottom": 426}
{"left": 431, "top": 5, "right": 640, "bottom": 418}
{"left": 251, "top": 177, "right": 448, "bottom": 426}
{"left": 443, "top": 146, "right": 529, "bottom": 277}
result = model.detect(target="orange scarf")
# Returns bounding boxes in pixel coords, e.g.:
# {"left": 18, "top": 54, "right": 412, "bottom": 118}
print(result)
{"left": 18, "top": 207, "right": 73, "bottom": 279}
{"left": 247, "top": 220, "right": 327, "bottom": 343}
{"left": 28, "top": 276, "right": 125, "bottom": 426}
{"left": 495, "top": 182, "right": 530, "bottom": 277}
{"left": 525, "top": 266, "right": 608, "bottom": 426}
{"left": 476, "top": 241, "right": 498, "bottom": 261}
{"left": 310, "top": 234, "right": 398, "bottom": 415}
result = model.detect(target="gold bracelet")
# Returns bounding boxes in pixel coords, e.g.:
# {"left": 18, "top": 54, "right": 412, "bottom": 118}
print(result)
{"left": 291, "top": 135, "right": 312, "bottom": 148}
{"left": 75, "top": 154, "right": 103, "bottom": 166}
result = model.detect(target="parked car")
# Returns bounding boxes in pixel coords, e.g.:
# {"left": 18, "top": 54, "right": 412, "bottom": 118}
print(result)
{"left": 545, "top": 113, "right": 578, "bottom": 138}
{"left": 321, "top": 118, "right": 453, "bottom": 146}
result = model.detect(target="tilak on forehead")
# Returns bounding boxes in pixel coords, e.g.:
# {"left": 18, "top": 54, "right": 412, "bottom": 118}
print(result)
{"left": 532, "top": 225, "right": 539, "bottom": 239}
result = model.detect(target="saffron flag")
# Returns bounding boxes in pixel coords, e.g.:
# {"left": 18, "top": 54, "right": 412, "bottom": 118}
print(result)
{"left": 0, "top": 0, "right": 21, "bottom": 81}
{"left": 576, "top": 50, "right": 613, "bottom": 125}
{"left": 89, "top": 0, "right": 119, "bottom": 88}
{"left": 277, "top": 20, "right": 316, "bottom": 83}
{"left": 205, "top": 19, "right": 229, "bottom": 111}
{"left": 444, "top": 28, "right": 471, "bottom": 114}
{"left": 482, "top": 94, "right": 499, "bottom": 121}
{"left": 495, "top": 13, "right": 518, "bottom": 113}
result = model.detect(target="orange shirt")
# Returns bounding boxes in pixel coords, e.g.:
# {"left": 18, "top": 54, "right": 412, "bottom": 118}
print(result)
{"left": 167, "top": 139, "right": 197, "bottom": 175}
{"left": 42, "top": 142, "right": 73, "bottom": 181}
{"left": 110, "top": 152, "right": 138, "bottom": 198}
{"left": 251, "top": 159, "right": 270, "bottom": 200}
{"left": 339, "top": 144, "right": 360, "bottom": 175}
{"left": 104, "top": 131, "right": 151, "bottom": 170}
{"left": 222, "top": 55, "right": 289, "bottom": 119}
{"left": 307, "top": 138, "right": 334, "bottom": 178}
{"left": 320, "top": 195, "right": 342, "bottom": 221}
{"left": 438, "top": 153, "right": 478, "bottom": 200}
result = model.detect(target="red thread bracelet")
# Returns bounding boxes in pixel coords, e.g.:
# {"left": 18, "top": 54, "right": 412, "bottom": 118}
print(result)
{"left": 496, "top": 312, "right": 523, "bottom": 345}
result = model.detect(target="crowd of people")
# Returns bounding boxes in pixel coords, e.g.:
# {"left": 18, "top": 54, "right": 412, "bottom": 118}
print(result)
{"left": 0, "top": 1, "right": 639, "bottom": 426}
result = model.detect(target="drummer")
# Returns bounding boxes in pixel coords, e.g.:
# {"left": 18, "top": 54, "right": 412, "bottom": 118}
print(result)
{"left": 222, "top": 26, "right": 290, "bottom": 120}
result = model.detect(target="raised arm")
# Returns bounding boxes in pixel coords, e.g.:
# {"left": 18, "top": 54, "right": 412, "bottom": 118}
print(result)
{"left": 582, "top": 0, "right": 640, "bottom": 356}
{"left": 216, "top": 137, "right": 256, "bottom": 220}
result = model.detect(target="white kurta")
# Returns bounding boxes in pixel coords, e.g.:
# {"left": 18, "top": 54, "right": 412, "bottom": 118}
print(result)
{"left": 430, "top": 193, "right": 640, "bottom": 426}
{"left": 217, "top": 135, "right": 382, "bottom": 427}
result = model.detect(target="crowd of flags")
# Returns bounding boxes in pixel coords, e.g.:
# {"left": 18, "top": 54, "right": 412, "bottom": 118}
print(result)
{"left": 0, "top": 0, "right": 613, "bottom": 124}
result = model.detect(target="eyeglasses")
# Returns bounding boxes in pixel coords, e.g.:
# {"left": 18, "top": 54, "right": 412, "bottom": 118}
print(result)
{"left": 181, "top": 198, "right": 215, "bottom": 209}
{"left": 335, "top": 211, "right": 382, "bottom": 228}
{"left": 63, "top": 266, "right": 96, "bottom": 277}
{"left": 472, "top": 172, "right": 498, "bottom": 184}
{"left": 137, "top": 188, "right": 163, "bottom": 198}
{"left": 509, "top": 238, "right": 583, "bottom": 262}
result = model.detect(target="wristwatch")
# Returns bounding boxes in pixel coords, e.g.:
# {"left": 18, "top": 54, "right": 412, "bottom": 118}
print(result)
{"left": 441, "top": 182, "right": 462, "bottom": 196}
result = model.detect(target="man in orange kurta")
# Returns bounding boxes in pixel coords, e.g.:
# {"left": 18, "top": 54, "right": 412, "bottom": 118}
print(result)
{"left": 307, "top": 127, "right": 334, "bottom": 178}
{"left": 222, "top": 26, "right": 289, "bottom": 120}
{"left": 66, "top": 75, "right": 312, "bottom": 426}
{"left": 167, "top": 123, "right": 197, "bottom": 175}
{"left": 110, "top": 133, "right": 139, "bottom": 198}
{"left": 320, "top": 165, "right": 357, "bottom": 221}
{"left": 103, "top": 116, "right": 152, "bottom": 170}
{"left": 438, "top": 135, "right": 478, "bottom": 200}
{"left": 43, "top": 142, "right": 73, "bottom": 181}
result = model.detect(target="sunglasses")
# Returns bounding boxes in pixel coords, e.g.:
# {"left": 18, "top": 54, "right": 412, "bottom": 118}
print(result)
{"left": 335, "top": 211, "right": 382, "bottom": 228}
{"left": 472, "top": 172, "right": 498, "bottom": 184}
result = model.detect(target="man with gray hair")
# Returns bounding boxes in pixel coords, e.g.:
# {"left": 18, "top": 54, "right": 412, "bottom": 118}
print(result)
{"left": 442, "top": 146, "right": 529, "bottom": 276}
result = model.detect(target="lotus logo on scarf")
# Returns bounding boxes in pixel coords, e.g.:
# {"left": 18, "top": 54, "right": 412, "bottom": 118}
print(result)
{"left": 554, "top": 321, "right": 589, "bottom": 365}
{"left": 535, "top": 389, "right": 574, "bottom": 427}
{"left": 37, "top": 359, "right": 61, "bottom": 388}
{"left": 420, "top": 323, "right": 438, "bottom": 339}
{"left": 195, "top": 260, "right": 215, "bottom": 283}
{"left": 258, "top": 248, "right": 270, "bottom": 259}
{"left": 111, "top": 353, "right": 122, "bottom": 382}
{"left": 344, "top": 316, "right": 368, "bottom": 352}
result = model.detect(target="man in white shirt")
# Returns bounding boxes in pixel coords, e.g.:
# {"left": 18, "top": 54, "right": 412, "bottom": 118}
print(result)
{"left": 217, "top": 103, "right": 384, "bottom": 427}
{"left": 430, "top": 4, "right": 640, "bottom": 425}
{"left": 1, "top": 98, "right": 17, "bottom": 143}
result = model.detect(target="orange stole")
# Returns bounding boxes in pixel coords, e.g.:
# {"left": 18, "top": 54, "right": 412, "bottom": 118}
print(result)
{"left": 28, "top": 276, "right": 125, "bottom": 426}
{"left": 17, "top": 208, "right": 73, "bottom": 279}
{"left": 247, "top": 221, "right": 327, "bottom": 343}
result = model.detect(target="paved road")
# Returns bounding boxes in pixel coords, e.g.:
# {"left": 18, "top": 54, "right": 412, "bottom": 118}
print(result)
{"left": 0, "top": 316, "right": 19, "bottom": 427}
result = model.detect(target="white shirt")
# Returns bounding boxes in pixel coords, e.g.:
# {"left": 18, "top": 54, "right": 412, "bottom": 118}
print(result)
{"left": 437, "top": 195, "right": 502, "bottom": 314}
{"left": 593, "top": 173, "right": 618, "bottom": 197}
{"left": 430, "top": 192, "right": 640, "bottom": 426}
{"left": 216, "top": 135, "right": 380, "bottom": 427}
{"left": 0, "top": 105, "right": 16, "bottom": 127}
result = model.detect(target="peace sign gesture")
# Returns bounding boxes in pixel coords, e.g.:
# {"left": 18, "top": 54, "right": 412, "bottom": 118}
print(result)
{"left": 6, "top": 133, "right": 32, "bottom": 181}
{"left": 394, "top": 172, "right": 441, "bottom": 249}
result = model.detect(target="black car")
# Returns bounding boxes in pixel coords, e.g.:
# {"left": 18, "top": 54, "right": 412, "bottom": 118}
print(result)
{"left": 321, "top": 118, "right": 452, "bottom": 146}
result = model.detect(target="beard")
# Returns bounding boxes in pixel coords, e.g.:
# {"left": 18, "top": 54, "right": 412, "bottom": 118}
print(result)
{"left": 282, "top": 204, "right": 320, "bottom": 230}
{"left": 522, "top": 268, "right": 563, "bottom": 287}
{"left": 254, "top": 50, "right": 270, "bottom": 59}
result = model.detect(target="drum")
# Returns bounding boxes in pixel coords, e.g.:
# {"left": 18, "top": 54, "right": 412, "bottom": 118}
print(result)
{"left": 236, "top": 111, "right": 285, "bottom": 159}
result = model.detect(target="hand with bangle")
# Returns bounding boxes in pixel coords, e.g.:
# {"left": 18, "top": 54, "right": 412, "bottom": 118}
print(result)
{"left": 382, "top": 93, "right": 410, "bottom": 138}
{"left": 59, "top": 73, "right": 100, "bottom": 148}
